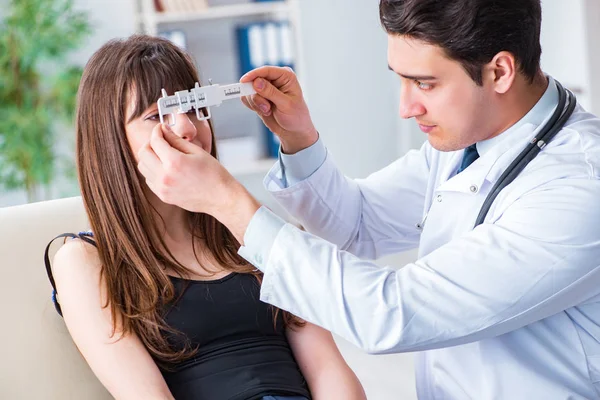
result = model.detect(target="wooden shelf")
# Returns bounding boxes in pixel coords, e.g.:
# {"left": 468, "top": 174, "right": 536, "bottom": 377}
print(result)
{"left": 151, "top": 2, "right": 291, "bottom": 24}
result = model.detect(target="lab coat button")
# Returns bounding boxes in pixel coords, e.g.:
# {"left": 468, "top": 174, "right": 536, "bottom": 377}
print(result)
{"left": 470, "top": 185, "right": 478, "bottom": 193}
{"left": 436, "top": 194, "right": 443, "bottom": 202}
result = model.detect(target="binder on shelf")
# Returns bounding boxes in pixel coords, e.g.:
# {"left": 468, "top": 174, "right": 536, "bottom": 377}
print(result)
{"left": 236, "top": 21, "right": 295, "bottom": 158}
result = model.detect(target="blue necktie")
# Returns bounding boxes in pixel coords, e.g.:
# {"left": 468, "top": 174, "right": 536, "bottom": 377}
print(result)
{"left": 457, "top": 144, "right": 479, "bottom": 174}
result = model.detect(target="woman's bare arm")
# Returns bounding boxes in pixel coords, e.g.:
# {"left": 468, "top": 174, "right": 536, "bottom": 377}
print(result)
{"left": 286, "top": 322, "right": 366, "bottom": 400}
{"left": 52, "top": 239, "right": 174, "bottom": 400}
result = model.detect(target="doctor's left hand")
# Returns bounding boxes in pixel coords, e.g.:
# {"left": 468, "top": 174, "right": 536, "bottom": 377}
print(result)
{"left": 137, "top": 124, "right": 261, "bottom": 242}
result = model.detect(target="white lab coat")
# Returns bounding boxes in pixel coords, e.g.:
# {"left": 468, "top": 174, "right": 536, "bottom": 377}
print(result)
{"left": 239, "top": 78, "right": 600, "bottom": 398}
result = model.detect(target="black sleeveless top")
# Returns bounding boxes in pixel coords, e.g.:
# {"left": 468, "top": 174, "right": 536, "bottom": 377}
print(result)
{"left": 44, "top": 233, "right": 311, "bottom": 400}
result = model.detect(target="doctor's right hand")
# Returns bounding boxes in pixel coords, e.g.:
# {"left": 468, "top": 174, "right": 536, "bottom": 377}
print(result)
{"left": 240, "top": 66, "right": 319, "bottom": 154}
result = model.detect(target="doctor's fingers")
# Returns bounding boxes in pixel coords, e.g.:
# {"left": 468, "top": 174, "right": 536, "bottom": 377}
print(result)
{"left": 251, "top": 78, "right": 293, "bottom": 112}
{"left": 149, "top": 123, "right": 188, "bottom": 166}
{"left": 137, "top": 142, "right": 162, "bottom": 181}
{"left": 143, "top": 175, "right": 164, "bottom": 203}
{"left": 240, "top": 95, "right": 252, "bottom": 111}
{"left": 240, "top": 65, "right": 297, "bottom": 93}
{"left": 242, "top": 96, "right": 282, "bottom": 134}
{"left": 242, "top": 94, "right": 272, "bottom": 116}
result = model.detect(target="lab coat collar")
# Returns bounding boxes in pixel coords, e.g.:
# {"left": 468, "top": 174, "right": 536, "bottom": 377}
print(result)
{"left": 476, "top": 75, "right": 559, "bottom": 158}
{"left": 437, "top": 75, "right": 559, "bottom": 194}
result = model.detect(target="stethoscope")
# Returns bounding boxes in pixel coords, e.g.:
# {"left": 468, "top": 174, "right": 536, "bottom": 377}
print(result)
{"left": 473, "top": 80, "right": 577, "bottom": 227}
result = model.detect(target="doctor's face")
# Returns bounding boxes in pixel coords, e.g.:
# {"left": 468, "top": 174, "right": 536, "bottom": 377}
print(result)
{"left": 388, "top": 35, "right": 496, "bottom": 152}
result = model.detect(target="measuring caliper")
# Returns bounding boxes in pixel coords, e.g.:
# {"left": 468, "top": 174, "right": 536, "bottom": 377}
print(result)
{"left": 157, "top": 81, "right": 256, "bottom": 125}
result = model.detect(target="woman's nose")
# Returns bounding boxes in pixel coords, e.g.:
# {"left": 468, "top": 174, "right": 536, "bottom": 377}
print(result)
{"left": 171, "top": 112, "right": 198, "bottom": 142}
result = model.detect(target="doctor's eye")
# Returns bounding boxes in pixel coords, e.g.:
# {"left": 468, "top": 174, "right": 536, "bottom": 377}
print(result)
{"left": 415, "top": 80, "right": 433, "bottom": 91}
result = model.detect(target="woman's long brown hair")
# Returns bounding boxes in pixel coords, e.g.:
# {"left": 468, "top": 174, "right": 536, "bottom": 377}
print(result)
{"left": 76, "top": 35, "right": 302, "bottom": 366}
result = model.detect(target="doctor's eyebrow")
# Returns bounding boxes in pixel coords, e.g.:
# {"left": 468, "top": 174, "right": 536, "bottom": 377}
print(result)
{"left": 387, "top": 65, "right": 437, "bottom": 81}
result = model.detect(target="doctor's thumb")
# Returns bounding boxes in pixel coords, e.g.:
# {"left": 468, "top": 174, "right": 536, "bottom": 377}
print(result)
{"left": 161, "top": 124, "right": 199, "bottom": 155}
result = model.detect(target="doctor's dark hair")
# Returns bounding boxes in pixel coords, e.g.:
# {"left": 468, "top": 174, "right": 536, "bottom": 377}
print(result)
{"left": 379, "top": 0, "right": 542, "bottom": 85}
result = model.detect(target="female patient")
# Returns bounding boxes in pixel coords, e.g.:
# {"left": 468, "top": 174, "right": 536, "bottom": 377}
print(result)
{"left": 48, "top": 35, "right": 366, "bottom": 400}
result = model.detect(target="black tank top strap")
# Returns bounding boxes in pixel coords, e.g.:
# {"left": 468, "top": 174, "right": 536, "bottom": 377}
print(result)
{"left": 44, "top": 232, "right": 96, "bottom": 316}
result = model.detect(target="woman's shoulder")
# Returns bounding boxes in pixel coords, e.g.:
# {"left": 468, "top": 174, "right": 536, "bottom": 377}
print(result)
{"left": 52, "top": 232, "right": 102, "bottom": 284}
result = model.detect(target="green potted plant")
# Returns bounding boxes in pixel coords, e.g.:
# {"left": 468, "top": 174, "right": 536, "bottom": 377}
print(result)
{"left": 0, "top": 0, "right": 92, "bottom": 202}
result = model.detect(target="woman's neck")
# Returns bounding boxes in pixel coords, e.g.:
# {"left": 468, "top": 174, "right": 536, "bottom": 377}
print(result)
{"left": 146, "top": 189, "right": 226, "bottom": 278}
{"left": 158, "top": 204, "right": 192, "bottom": 243}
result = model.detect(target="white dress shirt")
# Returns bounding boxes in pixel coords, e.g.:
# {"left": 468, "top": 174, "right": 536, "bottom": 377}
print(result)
{"left": 238, "top": 76, "right": 600, "bottom": 399}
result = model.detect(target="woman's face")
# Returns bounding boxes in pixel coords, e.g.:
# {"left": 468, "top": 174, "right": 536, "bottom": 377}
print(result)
{"left": 125, "top": 93, "right": 213, "bottom": 162}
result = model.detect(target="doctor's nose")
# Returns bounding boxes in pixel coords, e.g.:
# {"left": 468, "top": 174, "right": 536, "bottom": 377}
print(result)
{"left": 399, "top": 88, "right": 426, "bottom": 119}
{"left": 170, "top": 112, "right": 198, "bottom": 142}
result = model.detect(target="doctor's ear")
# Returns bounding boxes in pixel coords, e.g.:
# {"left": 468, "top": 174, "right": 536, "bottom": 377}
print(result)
{"left": 484, "top": 51, "right": 516, "bottom": 94}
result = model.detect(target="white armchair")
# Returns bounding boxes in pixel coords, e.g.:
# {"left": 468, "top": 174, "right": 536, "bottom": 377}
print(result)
{"left": 0, "top": 196, "right": 110, "bottom": 399}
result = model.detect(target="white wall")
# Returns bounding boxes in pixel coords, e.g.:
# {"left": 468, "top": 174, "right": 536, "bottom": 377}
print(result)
{"left": 67, "top": 0, "right": 137, "bottom": 63}
{"left": 583, "top": 0, "right": 600, "bottom": 115}
{"left": 539, "top": 0, "right": 593, "bottom": 111}
{"left": 297, "top": 0, "right": 401, "bottom": 179}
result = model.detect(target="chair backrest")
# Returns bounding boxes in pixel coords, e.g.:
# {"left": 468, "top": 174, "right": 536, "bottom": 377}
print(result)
{"left": 0, "top": 196, "right": 111, "bottom": 399}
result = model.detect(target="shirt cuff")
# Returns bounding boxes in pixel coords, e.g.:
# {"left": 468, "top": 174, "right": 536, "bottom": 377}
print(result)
{"left": 237, "top": 206, "right": 286, "bottom": 272}
{"left": 278, "top": 136, "right": 327, "bottom": 187}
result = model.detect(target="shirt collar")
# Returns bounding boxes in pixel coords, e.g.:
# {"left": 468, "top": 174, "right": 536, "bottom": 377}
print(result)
{"left": 476, "top": 76, "right": 559, "bottom": 157}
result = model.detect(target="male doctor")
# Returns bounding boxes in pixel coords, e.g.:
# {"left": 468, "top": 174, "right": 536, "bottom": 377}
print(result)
{"left": 137, "top": 0, "right": 600, "bottom": 397}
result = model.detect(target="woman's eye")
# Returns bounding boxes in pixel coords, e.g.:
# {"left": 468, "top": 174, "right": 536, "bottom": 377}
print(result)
{"left": 143, "top": 109, "right": 205, "bottom": 123}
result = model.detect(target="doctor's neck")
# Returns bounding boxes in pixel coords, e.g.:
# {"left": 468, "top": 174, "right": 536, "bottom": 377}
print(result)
{"left": 492, "top": 70, "right": 548, "bottom": 138}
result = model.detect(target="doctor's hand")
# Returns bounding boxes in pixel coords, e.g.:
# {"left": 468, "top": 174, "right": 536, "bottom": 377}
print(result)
{"left": 137, "top": 123, "right": 261, "bottom": 244}
{"left": 240, "top": 66, "right": 319, "bottom": 154}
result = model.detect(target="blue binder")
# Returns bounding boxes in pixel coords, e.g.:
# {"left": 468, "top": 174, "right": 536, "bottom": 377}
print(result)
{"left": 236, "top": 21, "right": 295, "bottom": 159}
